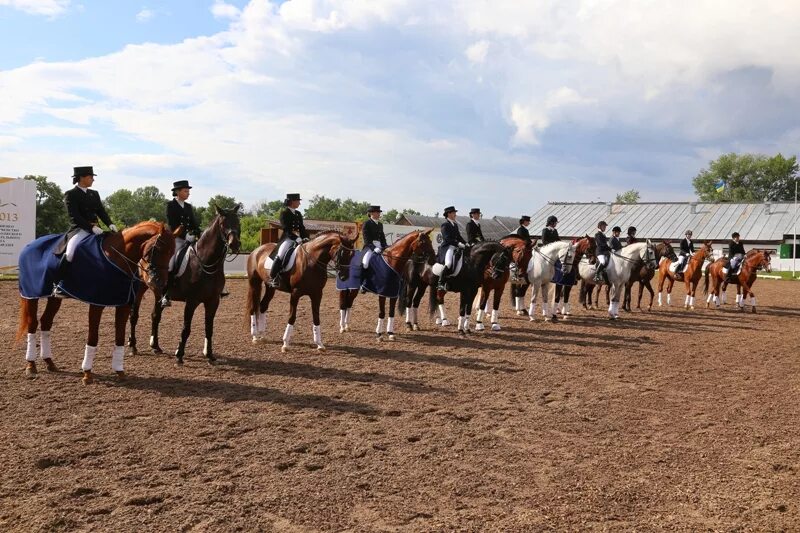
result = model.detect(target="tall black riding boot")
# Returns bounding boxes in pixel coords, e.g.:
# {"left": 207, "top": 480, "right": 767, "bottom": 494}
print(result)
{"left": 51, "top": 256, "right": 71, "bottom": 298}
{"left": 593, "top": 264, "right": 604, "bottom": 283}
{"left": 437, "top": 266, "right": 450, "bottom": 291}
{"left": 159, "top": 273, "right": 174, "bottom": 307}
{"left": 268, "top": 256, "right": 284, "bottom": 288}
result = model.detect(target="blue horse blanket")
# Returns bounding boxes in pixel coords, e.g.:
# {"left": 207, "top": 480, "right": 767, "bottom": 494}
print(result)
{"left": 336, "top": 251, "right": 404, "bottom": 298}
{"left": 18, "top": 234, "right": 140, "bottom": 307}
{"left": 552, "top": 259, "right": 577, "bottom": 286}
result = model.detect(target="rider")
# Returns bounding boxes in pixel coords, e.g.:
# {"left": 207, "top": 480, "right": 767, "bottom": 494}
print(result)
{"left": 269, "top": 193, "right": 309, "bottom": 288}
{"left": 726, "top": 232, "right": 746, "bottom": 279}
{"left": 541, "top": 215, "right": 559, "bottom": 244}
{"left": 466, "top": 208, "right": 484, "bottom": 245}
{"left": 515, "top": 215, "right": 533, "bottom": 244}
{"left": 360, "top": 205, "right": 388, "bottom": 290}
{"left": 52, "top": 166, "right": 117, "bottom": 297}
{"left": 610, "top": 226, "right": 623, "bottom": 252}
{"left": 626, "top": 226, "right": 638, "bottom": 245}
{"left": 160, "top": 179, "right": 201, "bottom": 307}
{"left": 438, "top": 206, "right": 467, "bottom": 290}
{"left": 676, "top": 229, "right": 695, "bottom": 274}
{"left": 593, "top": 220, "right": 610, "bottom": 283}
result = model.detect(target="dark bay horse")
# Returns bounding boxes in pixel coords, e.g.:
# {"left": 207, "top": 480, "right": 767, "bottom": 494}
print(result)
{"left": 622, "top": 241, "right": 678, "bottom": 312}
{"left": 428, "top": 241, "right": 511, "bottom": 336}
{"left": 339, "top": 229, "right": 434, "bottom": 341}
{"left": 18, "top": 222, "right": 174, "bottom": 383}
{"left": 704, "top": 249, "right": 772, "bottom": 313}
{"left": 472, "top": 236, "right": 532, "bottom": 331}
{"left": 136, "top": 204, "right": 241, "bottom": 365}
{"left": 657, "top": 242, "right": 714, "bottom": 309}
{"left": 247, "top": 230, "right": 356, "bottom": 351}
{"left": 398, "top": 243, "right": 436, "bottom": 331}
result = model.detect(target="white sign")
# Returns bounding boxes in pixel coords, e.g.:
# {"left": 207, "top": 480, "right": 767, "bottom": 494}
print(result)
{"left": 0, "top": 178, "right": 36, "bottom": 273}
{"left": 383, "top": 224, "right": 442, "bottom": 250}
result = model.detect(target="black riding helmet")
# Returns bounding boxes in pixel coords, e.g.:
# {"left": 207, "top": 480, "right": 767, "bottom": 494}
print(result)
{"left": 611, "top": 226, "right": 622, "bottom": 233}
{"left": 627, "top": 226, "right": 637, "bottom": 235}
{"left": 546, "top": 215, "right": 558, "bottom": 226}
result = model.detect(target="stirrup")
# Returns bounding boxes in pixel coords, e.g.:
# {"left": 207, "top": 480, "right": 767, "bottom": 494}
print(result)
{"left": 51, "top": 284, "right": 68, "bottom": 299}
{"left": 268, "top": 276, "right": 281, "bottom": 288}
{"left": 220, "top": 290, "right": 230, "bottom": 298}
{"left": 159, "top": 295, "right": 172, "bottom": 308}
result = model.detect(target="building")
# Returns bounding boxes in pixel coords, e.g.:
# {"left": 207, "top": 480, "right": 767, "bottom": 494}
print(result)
{"left": 395, "top": 213, "right": 515, "bottom": 240}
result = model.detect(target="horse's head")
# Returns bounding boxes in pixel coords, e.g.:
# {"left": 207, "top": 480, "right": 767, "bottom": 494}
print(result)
{"left": 333, "top": 232, "right": 358, "bottom": 281}
{"left": 213, "top": 202, "right": 242, "bottom": 253}
{"left": 643, "top": 239, "right": 658, "bottom": 269}
{"left": 660, "top": 240, "right": 678, "bottom": 262}
{"left": 755, "top": 250, "right": 772, "bottom": 273}
{"left": 489, "top": 246, "right": 512, "bottom": 280}
{"left": 140, "top": 223, "right": 175, "bottom": 292}
{"left": 410, "top": 229, "right": 435, "bottom": 258}
{"left": 701, "top": 240, "right": 714, "bottom": 261}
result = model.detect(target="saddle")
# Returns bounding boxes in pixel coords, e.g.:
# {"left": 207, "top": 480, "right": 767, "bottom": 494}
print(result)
{"left": 172, "top": 242, "right": 195, "bottom": 278}
{"left": 264, "top": 245, "right": 299, "bottom": 273}
{"left": 432, "top": 250, "right": 464, "bottom": 278}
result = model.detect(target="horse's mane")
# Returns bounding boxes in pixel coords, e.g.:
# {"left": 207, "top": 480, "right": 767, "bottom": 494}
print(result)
{"left": 617, "top": 241, "right": 647, "bottom": 257}
{"left": 539, "top": 240, "right": 568, "bottom": 252}
{"left": 122, "top": 220, "right": 165, "bottom": 237}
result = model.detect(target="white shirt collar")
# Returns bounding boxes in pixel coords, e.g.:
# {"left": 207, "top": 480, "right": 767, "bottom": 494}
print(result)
{"left": 77, "top": 185, "right": 88, "bottom": 193}
{"left": 176, "top": 199, "right": 185, "bottom": 208}
{"left": 288, "top": 207, "right": 297, "bottom": 214}
{"left": 471, "top": 218, "right": 480, "bottom": 225}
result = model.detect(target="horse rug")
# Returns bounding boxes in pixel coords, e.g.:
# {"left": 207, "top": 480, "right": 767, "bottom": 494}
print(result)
{"left": 552, "top": 260, "right": 577, "bottom": 286}
{"left": 336, "top": 251, "right": 404, "bottom": 298}
{"left": 18, "top": 234, "right": 140, "bottom": 307}
{"left": 263, "top": 246, "right": 299, "bottom": 273}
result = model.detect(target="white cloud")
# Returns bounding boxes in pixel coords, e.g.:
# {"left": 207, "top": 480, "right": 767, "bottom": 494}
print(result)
{"left": 135, "top": 8, "right": 154, "bottom": 22}
{"left": 0, "top": 0, "right": 69, "bottom": 16}
{"left": 465, "top": 40, "right": 489, "bottom": 64}
{"left": 15, "top": 126, "right": 95, "bottom": 138}
{"left": 211, "top": 0, "right": 240, "bottom": 20}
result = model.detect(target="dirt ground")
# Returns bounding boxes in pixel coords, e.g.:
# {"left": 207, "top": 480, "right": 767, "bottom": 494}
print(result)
{"left": 0, "top": 278, "right": 798, "bottom": 532}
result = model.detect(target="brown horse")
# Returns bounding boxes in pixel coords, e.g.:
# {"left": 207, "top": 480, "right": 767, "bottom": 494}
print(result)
{"left": 622, "top": 241, "right": 678, "bottom": 312}
{"left": 704, "top": 249, "right": 772, "bottom": 313}
{"left": 247, "top": 230, "right": 357, "bottom": 351}
{"left": 339, "top": 229, "right": 434, "bottom": 341}
{"left": 142, "top": 205, "right": 241, "bottom": 365}
{"left": 398, "top": 241, "right": 436, "bottom": 331}
{"left": 552, "top": 236, "right": 593, "bottom": 317}
{"left": 472, "top": 236, "right": 532, "bottom": 331}
{"left": 17, "top": 222, "right": 174, "bottom": 383}
{"left": 657, "top": 241, "right": 714, "bottom": 309}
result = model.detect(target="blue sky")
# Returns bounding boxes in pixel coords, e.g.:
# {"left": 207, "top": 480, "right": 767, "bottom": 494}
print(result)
{"left": 1, "top": 0, "right": 799, "bottom": 216}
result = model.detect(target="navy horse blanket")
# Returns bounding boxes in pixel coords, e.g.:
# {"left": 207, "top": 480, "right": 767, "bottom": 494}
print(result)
{"left": 336, "top": 251, "right": 404, "bottom": 298}
{"left": 552, "top": 260, "right": 577, "bottom": 286}
{"left": 18, "top": 234, "right": 140, "bottom": 307}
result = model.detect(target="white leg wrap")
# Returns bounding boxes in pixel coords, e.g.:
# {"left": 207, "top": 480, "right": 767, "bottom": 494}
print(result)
{"left": 491, "top": 309, "right": 498, "bottom": 323}
{"left": 345, "top": 308, "right": 351, "bottom": 325}
{"left": 340, "top": 309, "right": 347, "bottom": 329}
{"left": 386, "top": 317, "right": 394, "bottom": 333}
{"left": 82, "top": 345, "right": 97, "bottom": 371}
{"left": 484, "top": 301, "right": 491, "bottom": 313}
{"left": 438, "top": 304, "right": 447, "bottom": 321}
{"left": 684, "top": 295, "right": 690, "bottom": 306}
{"left": 40, "top": 331, "right": 52, "bottom": 359}
{"left": 282, "top": 324, "right": 294, "bottom": 344}
{"left": 250, "top": 314, "right": 257, "bottom": 336}
{"left": 412, "top": 307, "right": 418, "bottom": 324}
{"left": 657, "top": 293, "right": 662, "bottom": 306}
{"left": 564, "top": 303, "right": 571, "bottom": 315}
{"left": 515, "top": 296, "right": 522, "bottom": 311}
{"left": 312, "top": 324, "right": 323, "bottom": 346}
{"left": 528, "top": 302, "right": 536, "bottom": 316}
{"left": 405, "top": 308, "right": 412, "bottom": 322}
{"left": 258, "top": 312, "right": 266, "bottom": 333}
{"left": 720, "top": 292, "right": 726, "bottom": 304}
{"left": 667, "top": 293, "right": 671, "bottom": 306}
{"left": 689, "top": 296, "right": 695, "bottom": 307}
{"left": 542, "top": 303, "right": 549, "bottom": 316}
{"left": 476, "top": 309, "right": 484, "bottom": 323}
{"left": 376, "top": 318, "right": 385, "bottom": 334}
{"left": 203, "top": 338, "right": 210, "bottom": 356}
{"left": 706, "top": 294, "right": 712, "bottom": 303}
{"left": 111, "top": 345, "right": 125, "bottom": 372}
{"left": 457, "top": 316, "right": 465, "bottom": 330}
{"left": 751, "top": 296, "right": 756, "bottom": 307}
{"left": 26, "top": 333, "right": 37, "bottom": 362}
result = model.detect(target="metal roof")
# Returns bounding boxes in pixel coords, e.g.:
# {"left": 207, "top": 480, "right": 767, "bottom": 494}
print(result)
{"left": 397, "top": 214, "right": 512, "bottom": 240}
{"left": 529, "top": 202, "right": 800, "bottom": 243}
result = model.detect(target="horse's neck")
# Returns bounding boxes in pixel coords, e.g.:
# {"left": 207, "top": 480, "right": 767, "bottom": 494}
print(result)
{"left": 307, "top": 237, "right": 336, "bottom": 264}
{"left": 385, "top": 240, "right": 413, "bottom": 270}
{"left": 540, "top": 242, "right": 564, "bottom": 260}
{"left": 197, "top": 222, "right": 225, "bottom": 262}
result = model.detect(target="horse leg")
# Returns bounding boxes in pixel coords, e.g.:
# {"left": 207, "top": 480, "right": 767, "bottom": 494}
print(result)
{"left": 81, "top": 305, "right": 104, "bottom": 385}
{"left": 36, "top": 298, "right": 62, "bottom": 374}
{"left": 203, "top": 297, "right": 221, "bottom": 363}
{"left": 437, "top": 290, "right": 449, "bottom": 326}
{"left": 386, "top": 298, "right": 397, "bottom": 341}
{"left": 21, "top": 298, "right": 40, "bottom": 378}
{"left": 562, "top": 285, "right": 573, "bottom": 317}
{"left": 248, "top": 275, "right": 264, "bottom": 343}
{"left": 411, "top": 286, "right": 425, "bottom": 331}
{"left": 307, "top": 289, "right": 325, "bottom": 350}
{"left": 344, "top": 289, "right": 356, "bottom": 332}
{"left": 608, "top": 285, "right": 620, "bottom": 320}
{"left": 282, "top": 290, "right": 301, "bottom": 352}
{"left": 666, "top": 278, "right": 674, "bottom": 306}
{"left": 528, "top": 284, "right": 539, "bottom": 321}
{"left": 376, "top": 296, "right": 386, "bottom": 341}
{"left": 149, "top": 295, "right": 165, "bottom": 354}
{"left": 339, "top": 289, "right": 349, "bottom": 333}
{"left": 475, "top": 283, "right": 488, "bottom": 331}
{"left": 490, "top": 284, "right": 503, "bottom": 331}
{"left": 740, "top": 281, "right": 756, "bottom": 313}
{"left": 457, "top": 291, "right": 469, "bottom": 337}
{"left": 127, "top": 286, "right": 146, "bottom": 355}
{"left": 112, "top": 306, "right": 131, "bottom": 379}
{"left": 643, "top": 281, "right": 654, "bottom": 311}
{"left": 175, "top": 300, "right": 200, "bottom": 364}
{"left": 542, "top": 283, "right": 556, "bottom": 322}
{"left": 257, "top": 284, "right": 274, "bottom": 340}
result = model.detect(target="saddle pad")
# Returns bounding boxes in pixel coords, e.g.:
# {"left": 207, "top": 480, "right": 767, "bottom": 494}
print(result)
{"left": 175, "top": 245, "right": 193, "bottom": 278}
{"left": 18, "top": 234, "right": 139, "bottom": 307}
{"left": 336, "top": 251, "right": 404, "bottom": 298}
{"left": 431, "top": 254, "right": 463, "bottom": 278}
{"left": 264, "top": 246, "right": 298, "bottom": 273}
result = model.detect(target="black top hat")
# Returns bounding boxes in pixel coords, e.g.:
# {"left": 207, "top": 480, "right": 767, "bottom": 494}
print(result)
{"left": 367, "top": 205, "right": 382, "bottom": 213}
{"left": 469, "top": 208, "right": 481, "bottom": 215}
{"left": 443, "top": 206, "right": 457, "bottom": 216}
{"left": 286, "top": 193, "right": 301, "bottom": 201}
{"left": 72, "top": 166, "right": 96, "bottom": 184}
{"left": 520, "top": 215, "right": 531, "bottom": 223}
{"left": 546, "top": 215, "right": 558, "bottom": 225}
{"left": 598, "top": 220, "right": 608, "bottom": 227}
{"left": 171, "top": 179, "right": 192, "bottom": 191}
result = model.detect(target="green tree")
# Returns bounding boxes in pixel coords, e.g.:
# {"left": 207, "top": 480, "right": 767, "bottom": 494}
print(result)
{"left": 615, "top": 189, "right": 640, "bottom": 204}
{"left": 381, "top": 208, "right": 421, "bottom": 224}
{"left": 199, "top": 194, "right": 239, "bottom": 226}
{"left": 239, "top": 213, "right": 267, "bottom": 252}
{"left": 104, "top": 186, "right": 167, "bottom": 227}
{"left": 692, "top": 152, "right": 798, "bottom": 201}
{"left": 253, "top": 199, "right": 284, "bottom": 219}
{"left": 24, "top": 175, "right": 69, "bottom": 237}
{"left": 303, "top": 195, "right": 371, "bottom": 222}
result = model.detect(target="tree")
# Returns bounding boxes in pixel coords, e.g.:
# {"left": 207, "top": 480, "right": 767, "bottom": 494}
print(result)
{"left": 239, "top": 213, "right": 267, "bottom": 252}
{"left": 615, "top": 189, "right": 640, "bottom": 204}
{"left": 24, "top": 175, "right": 69, "bottom": 237}
{"left": 199, "top": 194, "right": 239, "bottom": 226}
{"left": 303, "top": 195, "right": 371, "bottom": 222}
{"left": 253, "top": 199, "right": 284, "bottom": 219}
{"left": 104, "top": 186, "right": 167, "bottom": 227}
{"left": 381, "top": 208, "right": 421, "bottom": 224}
{"left": 692, "top": 152, "right": 798, "bottom": 202}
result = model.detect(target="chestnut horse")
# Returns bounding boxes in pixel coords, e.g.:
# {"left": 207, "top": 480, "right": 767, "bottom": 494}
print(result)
{"left": 142, "top": 205, "right": 241, "bottom": 365}
{"left": 248, "top": 230, "right": 357, "bottom": 351}
{"left": 469, "top": 236, "right": 532, "bottom": 331}
{"left": 339, "top": 229, "right": 434, "bottom": 341}
{"left": 17, "top": 222, "right": 174, "bottom": 383}
{"left": 657, "top": 242, "right": 714, "bottom": 309}
{"left": 622, "top": 241, "right": 678, "bottom": 312}
{"left": 704, "top": 249, "right": 772, "bottom": 313}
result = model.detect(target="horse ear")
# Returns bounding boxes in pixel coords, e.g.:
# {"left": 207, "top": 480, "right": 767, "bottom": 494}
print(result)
{"left": 425, "top": 228, "right": 433, "bottom": 236}
{"left": 647, "top": 239, "right": 652, "bottom": 246}
{"left": 213, "top": 202, "right": 223, "bottom": 216}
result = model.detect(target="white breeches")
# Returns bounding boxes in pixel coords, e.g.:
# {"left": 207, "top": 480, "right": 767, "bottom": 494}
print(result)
{"left": 65, "top": 229, "right": 91, "bottom": 262}
{"left": 362, "top": 248, "right": 376, "bottom": 269}
{"left": 277, "top": 240, "right": 294, "bottom": 260}
{"left": 168, "top": 237, "right": 186, "bottom": 271}
{"left": 444, "top": 246, "right": 457, "bottom": 269}
{"left": 596, "top": 254, "right": 608, "bottom": 267}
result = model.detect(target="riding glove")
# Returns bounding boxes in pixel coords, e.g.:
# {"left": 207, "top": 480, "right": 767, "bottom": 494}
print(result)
{"left": 296, "top": 237, "right": 303, "bottom": 244}
{"left": 109, "top": 224, "right": 118, "bottom": 232}
{"left": 92, "top": 226, "right": 104, "bottom": 236}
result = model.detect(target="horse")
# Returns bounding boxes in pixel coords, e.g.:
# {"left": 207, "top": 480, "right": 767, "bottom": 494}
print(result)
{"left": 142, "top": 204, "right": 241, "bottom": 365}
{"left": 704, "top": 249, "right": 772, "bottom": 313}
{"left": 428, "top": 241, "right": 512, "bottom": 336}
{"left": 576, "top": 242, "right": 657, "bottom": 319}
{"left": 657, "top": 242, "right": 714, "bottom": 309}
{"left": 247, "top": 230, "right": 356, "bottom": 351}
{"left": 622, "top": 241, "right": 678, "bottom": 312}
{"left": 398, "top": 244, "right": 436, "bottom": 332}
{"left": 516, "top": 241, "right": 576, "bottom": 322}
{"left": 17, "top": 221, "right": 174, "bottom": 383}
{"left": 339, "top": 229, "right": 434, "bottom": 341}
{"left": 470, "top": 236, "right": 532, "bottom": 331}
{"left": 551, "top": 236, "right": 594, "bottom": 318}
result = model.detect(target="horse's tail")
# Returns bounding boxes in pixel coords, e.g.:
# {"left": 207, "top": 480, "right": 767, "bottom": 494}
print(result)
{"left": 16, "top": 297, "right": 33, "bottom": 343}
{"left": 428, "top": 277, "right": 438, "bottom": 318}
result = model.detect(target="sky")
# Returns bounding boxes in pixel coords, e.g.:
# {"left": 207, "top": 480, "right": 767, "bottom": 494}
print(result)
{"left": 1, "top": 0, "right": 799, "bottom": 216}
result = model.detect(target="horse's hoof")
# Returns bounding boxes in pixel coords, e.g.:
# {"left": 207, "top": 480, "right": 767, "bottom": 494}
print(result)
{"left": 25, "top": 364, "right": 38, "bottom": 379}
{"left": 528, "top": 316, "right": 535, "bottom": 322}
{"left": 491, "top": 323, "right": 501, "bottom": 331}
{"left": 440, "top": 320, "right": 450, "bottom": 327}
{"left": 435, "top": 317, "right": 442, "bottom": 325}
{"left": 751, "top": 308, "right": 757, "bottom": 314}
{"left": 543, "top": 316, "right": 551, "bottom": 322}
{"left": 475, "top": 323, "right": 485, "bottom": 331}
{"left": 127, "top": 346, "right": 138, "bottom": 356}
{"left": 515, "top": 310, "right": 523, "bottom": 316}
{"left": 339, "top": 327, "right": 345, "bottom": 333}
{"left": 316, "top": 344, "right": 326, "bottom": 351}
{"left": 344, "top": 325, "right": 351, "bottom": 332}
{"left": 281, "top": 344, "right": 289, "bottom": 352}
{"left": 387, "top": 334, "right": 395, "bottom": 341}
{"left": 252, "top": 336, "right": 260, "bottom": 344}
{"left": 152, "top": 347, "right": 163, "bottom": 355}
{"left": 690, "top": 306, "right": 695, "bottom": 310}
{"left": 82, "top": 372, "right": 94, "bottom": 385}
{"left": 405, "top": 323, "right": 413, "bottom": 331}
{"left": 43, "top": 358, "right": 58, "bottom": 372}
{"left": 115, "top": 371, "right": 126, "bottom": 381}
{"left": 412, "top": 324, "right": 420, "bottom": 331}
{"left": 458, "top": 329, "right": 466, "bottom": 337}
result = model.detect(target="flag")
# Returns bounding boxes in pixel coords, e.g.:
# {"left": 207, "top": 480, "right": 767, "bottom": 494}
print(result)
{"left": 715, "top": 180, "right": 725, "bottom": 193}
